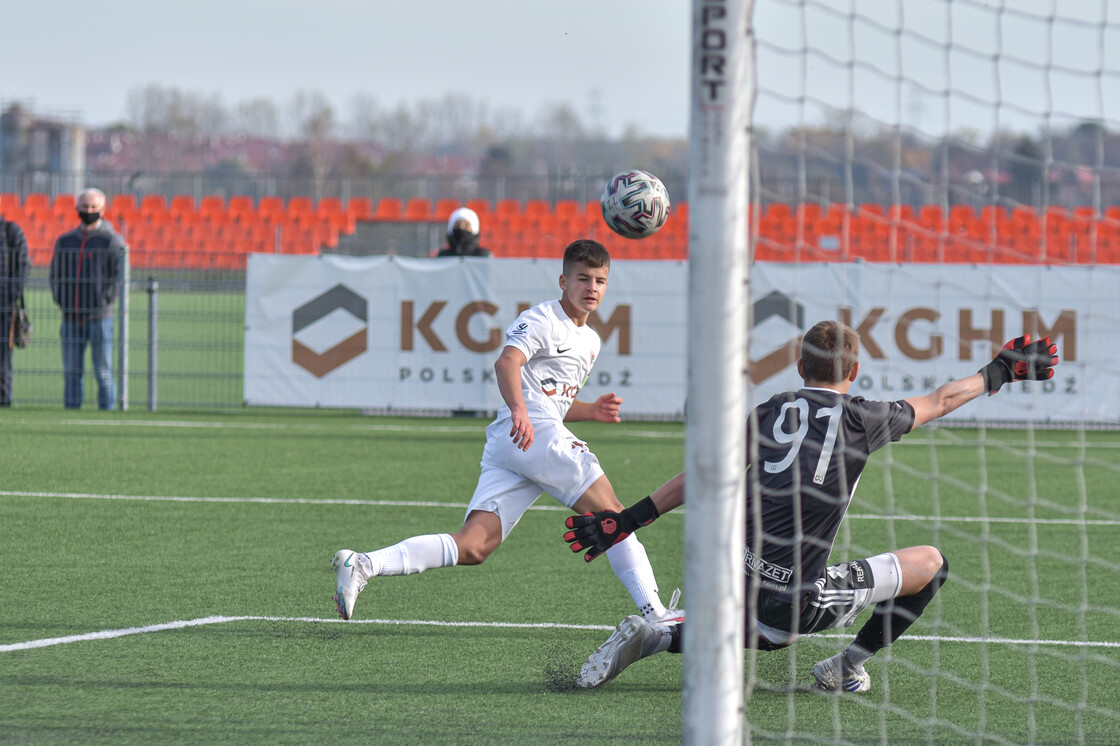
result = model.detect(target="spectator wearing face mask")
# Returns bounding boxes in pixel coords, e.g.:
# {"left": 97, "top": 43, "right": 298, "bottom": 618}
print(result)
{"left": 48, "top": 187, "right": 123, "bottom": 409}
{"left": 436, "top": 207, "right": 491, "bottom": 257}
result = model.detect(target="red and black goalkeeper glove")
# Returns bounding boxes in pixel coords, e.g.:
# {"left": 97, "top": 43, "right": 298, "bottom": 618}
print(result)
{"left": 978, "top": 335, "right": 1059, "bottom": 395}
{"left": 563, "top": 496, "right": 661, "bottom": 562}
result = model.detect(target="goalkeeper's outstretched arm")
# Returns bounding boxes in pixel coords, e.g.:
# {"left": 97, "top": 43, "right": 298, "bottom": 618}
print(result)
{"left": 906, "top": 334, "right": 1059, "bottom": 428}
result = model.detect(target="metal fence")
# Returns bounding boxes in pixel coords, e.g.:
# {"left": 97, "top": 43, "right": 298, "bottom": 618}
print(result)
{"left": 14, "top": 258, "right": 245, "bottom": 410}
{"left": 0, "top": 169, "right": 690, "bottom": 215}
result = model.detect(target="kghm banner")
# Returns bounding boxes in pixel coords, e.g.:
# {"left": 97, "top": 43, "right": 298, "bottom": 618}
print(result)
{"left": 245, "top": 255, "right": 1117, "bottom": 423}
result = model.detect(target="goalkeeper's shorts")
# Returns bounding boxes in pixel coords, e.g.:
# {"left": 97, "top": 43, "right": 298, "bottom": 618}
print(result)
{"left": 749, "top": 551, "right": 904, "bottom": 648}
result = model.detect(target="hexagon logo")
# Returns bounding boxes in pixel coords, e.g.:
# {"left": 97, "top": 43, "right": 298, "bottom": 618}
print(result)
{"left": 749, "top": 290, "right": 806, "bottom": 384}
{"left": 291, "top": 284, "right": 368, "bottom": 378}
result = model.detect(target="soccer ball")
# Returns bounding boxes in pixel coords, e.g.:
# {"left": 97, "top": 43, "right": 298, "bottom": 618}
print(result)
{"left": 600, "top": 170, "right": 671, "bottom": 239}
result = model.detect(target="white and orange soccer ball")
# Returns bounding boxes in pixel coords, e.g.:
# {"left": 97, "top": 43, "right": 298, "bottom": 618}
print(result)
{"left": 600, "top": 169, "right": 670, "bottom": 239}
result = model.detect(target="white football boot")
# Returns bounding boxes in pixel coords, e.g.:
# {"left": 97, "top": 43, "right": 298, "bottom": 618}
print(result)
{"left": 812, "top": 651, "right": 871, "bottom": 693}
{"left": 331, "top": 549, "right": 369, "bottom": 620}
{"left": 577, "top": 614, "right": 664, "bottom": 689}
{"left": 646, "top": 587, "right": 685, "bottom": 626}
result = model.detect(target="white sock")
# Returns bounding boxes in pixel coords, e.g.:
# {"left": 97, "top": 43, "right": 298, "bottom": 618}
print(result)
{"left": 359, "top": 533, "right": 459, "bottom": 576}
{"left": 606, "top": 534, "right": 667, "bottom": 619}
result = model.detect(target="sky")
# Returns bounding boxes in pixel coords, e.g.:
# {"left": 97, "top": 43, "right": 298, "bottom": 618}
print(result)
{"left": 2, "top": 0, "right": 1119, "bottom": 140}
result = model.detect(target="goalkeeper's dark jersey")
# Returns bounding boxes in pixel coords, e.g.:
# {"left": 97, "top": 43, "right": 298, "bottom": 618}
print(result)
{"left": 745, "top": 387, "right": 915, "bottom": 598}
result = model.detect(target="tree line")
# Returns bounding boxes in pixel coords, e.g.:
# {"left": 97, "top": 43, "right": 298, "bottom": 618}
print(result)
{"left": 111, "top": 84, "right": 1120, "bottom": 209}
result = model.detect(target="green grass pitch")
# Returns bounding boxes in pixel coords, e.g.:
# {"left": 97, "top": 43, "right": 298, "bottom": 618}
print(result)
{"left": 1, "top": 409, "right": 1117, "bottom": 744}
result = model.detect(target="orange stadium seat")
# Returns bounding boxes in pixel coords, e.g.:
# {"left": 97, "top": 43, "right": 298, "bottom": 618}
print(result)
{"left": 199, "top": 195, "right": 225, "bottom": 214}
{"left": 372, "top": 197, "right": 403, "bottom": 220}
{"left": 170, "top": 195, "right": 196, "bottom": 214}
{"left": 140, "top": 194, "right": 168, "bottom": 215}
{"left": 795, "top": 202, "right": 822, "bottom": 223}
{"left": 434, "top": 199, "right": 459, "bottom": 222}
{"left": 258, "top": 196, "right": 285, "bottom": 220}
{"left": 887, "top": 204, "right": 914, "bottom": 224}
{"left": 316, "top": 197, "right": 354, "bottom": 233}
{"left": 554, "top": 199, "right": 583, "bottom": 221}
{"left": 524, "top": 200, "right": 550, "bottom": 220}
{"left": 288, "top": 196, "right": 314, "bottom": 217}
{"left": 494, "top": 199, "right": 522, "bottom": 219}
{"left": 52, "top": 193, "right": 77, "bottom": 218}
{"left": 466, "top": 198, "right": 492, "bottom": 221}
{"left": 768, "top": 203, "right": 792, "bottom": 220}
{"left": 110, "top": 193, "right": 138, "bottom": 215}
{"left": 23, "top": 193, "right": 50, "bottom": 214}
{"left": 403, "top": 198, "right": 432, "bottom": 221}
{"left": 176, "top": 211, "right": 204, "bottom": 230}
{"left": 347, "top": 197, "right": 374, "bottom": 220}
{"left": 583, "top": 199, "right": 602, "bottom": 224}
{"left": 228, "top": 195, "right": 254, "bottom": 219}
{"left": 317, "top": 196, "right": 344, "bottom": 218}
{"left": 0, "top": 193, "right": 21, "bottom": 212}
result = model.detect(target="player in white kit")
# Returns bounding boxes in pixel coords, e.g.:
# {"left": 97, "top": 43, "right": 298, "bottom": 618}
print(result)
{"left": 331, "top": 239, "right": 677, "bottom": 626}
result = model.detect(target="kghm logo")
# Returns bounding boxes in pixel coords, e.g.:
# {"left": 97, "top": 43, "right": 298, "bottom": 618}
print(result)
{"left": 540, "top": 377, "right": 558, "bottom": 396}
{"left": 291, "top": 284, "right": 368, "bottom": 378}
{"left": 750, "top": 290, "right": 806, "bottom": 384}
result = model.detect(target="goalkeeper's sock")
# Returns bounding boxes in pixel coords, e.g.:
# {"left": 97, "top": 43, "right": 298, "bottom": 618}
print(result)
{"left": 666, "top": 624, "right": 683, "bottom": 655}
{"left": 606, "top": 534, "right": 668, "bottom": 620}
{"left": 360, "top": 533, "right": 459, "bottom": 576}
{"left": 851, "top": 551, "right": 949, "bottom": 657}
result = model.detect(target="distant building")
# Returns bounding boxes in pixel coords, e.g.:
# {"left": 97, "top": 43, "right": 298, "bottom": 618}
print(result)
{"left": 0, "top": 102, "right": 85, "bottom": 196}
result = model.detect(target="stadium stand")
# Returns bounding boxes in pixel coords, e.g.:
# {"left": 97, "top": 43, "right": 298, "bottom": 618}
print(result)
{"left": 6, "top": 194, "right": 1120, "bottom": 267}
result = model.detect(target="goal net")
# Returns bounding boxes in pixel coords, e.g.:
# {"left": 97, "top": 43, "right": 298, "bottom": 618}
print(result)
{"left": 690, "top": 1, "right": 1120, "bottom": 743}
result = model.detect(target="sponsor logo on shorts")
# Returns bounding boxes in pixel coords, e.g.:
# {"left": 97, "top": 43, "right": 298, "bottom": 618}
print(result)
{"left": 744, "top": 545, "right": 793, "bottom": 584}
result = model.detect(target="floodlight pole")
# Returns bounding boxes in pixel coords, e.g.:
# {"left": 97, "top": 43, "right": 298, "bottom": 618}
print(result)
{"left": 685, "top": 0, "right": 751, "bottom": 744}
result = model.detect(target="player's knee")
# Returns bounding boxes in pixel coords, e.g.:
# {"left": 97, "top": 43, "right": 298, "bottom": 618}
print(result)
{"left": 933, "top": 549, "right": 949, "bottom": 583}
{"left": 455, "top": 542, "right": 493, "bottom": 566}
{"left": 917, "top": 547, "right": 949, "bottom": 596}
{"left": 449, "top": 533, "right": 497, "bottom": 566}
{"left": 917, "top": 545, "right": 946, "bottom": 579}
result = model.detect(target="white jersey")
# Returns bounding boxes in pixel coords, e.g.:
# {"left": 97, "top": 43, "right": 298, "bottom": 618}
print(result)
{"left": 498, "top": 299, "right": 601, "bottom": 424}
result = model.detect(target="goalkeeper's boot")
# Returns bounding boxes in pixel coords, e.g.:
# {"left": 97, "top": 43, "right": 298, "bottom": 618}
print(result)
{"left": 331, "top": 549, "right": 369, "bottom": 620}
{"left": 577, "top": 615, "right": 662, "bottom": 689}
{"left": 647, "top": 587, "right": 686, "bottom": 625}
{"left": 812, "top": 651, "right": 871, "bottom": 693}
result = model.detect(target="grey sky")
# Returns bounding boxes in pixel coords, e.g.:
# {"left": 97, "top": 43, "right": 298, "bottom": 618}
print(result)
{"left": 3, "top": 0, "right": 1118, "bottom": 140}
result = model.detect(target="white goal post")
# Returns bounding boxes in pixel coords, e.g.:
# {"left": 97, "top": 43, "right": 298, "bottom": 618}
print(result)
{"left": 685, "top": 0, "right": 751, "bottom": 743}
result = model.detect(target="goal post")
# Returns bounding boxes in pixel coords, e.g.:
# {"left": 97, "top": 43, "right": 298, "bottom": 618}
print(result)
{"left": 684, "top": 0, "right": 752, "bottom": 742}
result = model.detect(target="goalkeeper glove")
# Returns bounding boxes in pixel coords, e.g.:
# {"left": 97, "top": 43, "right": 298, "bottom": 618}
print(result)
{"left": 978, "top": 335, "right": 1059, "bottom": 395}
{"left": 563, "top": 496, "right": 661, "bottom": 562}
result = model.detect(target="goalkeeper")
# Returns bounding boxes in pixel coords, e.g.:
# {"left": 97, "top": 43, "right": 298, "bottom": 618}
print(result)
{"left": 564, "top": 320, "right": 1058, "bottom": 691}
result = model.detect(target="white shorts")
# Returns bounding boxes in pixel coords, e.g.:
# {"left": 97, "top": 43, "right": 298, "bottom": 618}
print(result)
{"left": 465, "top": 416, "right": 605, "bottom": 541}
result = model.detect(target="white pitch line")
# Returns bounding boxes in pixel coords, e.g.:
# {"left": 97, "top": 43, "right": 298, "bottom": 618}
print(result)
{"left": 0, "top": 616, "right": 615, "bottom": 653}
{"left": 8, "top": 417, "right": 686, "bottom": 439}
{"left": 4, "top": 615, "right": 1119, "bottom": 654}
{"left": 3, "top": 490, "right": 1119, "bottom": 525}
{"left": 14, "top": 416, "right": 1120, "bottom": 446}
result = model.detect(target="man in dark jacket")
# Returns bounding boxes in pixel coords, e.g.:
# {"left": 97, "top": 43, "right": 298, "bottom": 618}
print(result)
{"left": 1, "top": 216, "right": 29, "bottom": 406}
{"left": 49, "top": 188, "right": 123, "bottom": 409}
